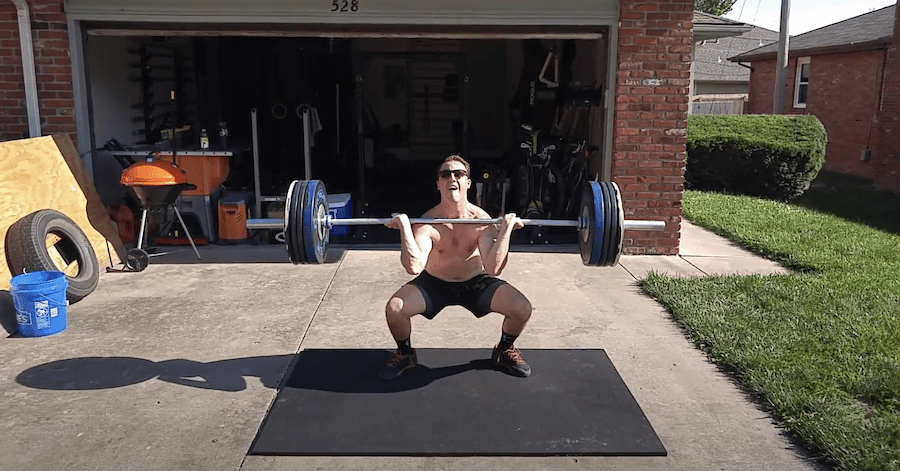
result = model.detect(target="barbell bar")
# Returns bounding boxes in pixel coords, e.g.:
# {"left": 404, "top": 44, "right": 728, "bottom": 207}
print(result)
{"left": 245, "top": 179, "right": 667, "bottom": 266}
{"left": 310, "top": 217, "right": 661, "bottom": 231}
{"left": 248, "top": 217, "right": 662, "bottom": 232}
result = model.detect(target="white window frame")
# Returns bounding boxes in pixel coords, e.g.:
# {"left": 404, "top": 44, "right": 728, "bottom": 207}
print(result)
{"left": 793, "top": 56, "right": 810, "bottom": 108}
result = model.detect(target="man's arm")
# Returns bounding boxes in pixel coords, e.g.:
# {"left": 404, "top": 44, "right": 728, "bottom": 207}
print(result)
{"left": 479, "top": 213, "right": 523, "bottom": 276}
{"left": 386, "top": 214, "right": 432, "bottom": 275}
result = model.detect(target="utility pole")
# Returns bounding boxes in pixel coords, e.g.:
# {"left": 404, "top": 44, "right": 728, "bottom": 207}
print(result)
{"left": 773, "top": 0, "right": 791, "bottom": 113}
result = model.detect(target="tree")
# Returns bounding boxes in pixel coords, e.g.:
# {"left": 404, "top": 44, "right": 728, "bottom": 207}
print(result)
{"left": 695, "top": 0, "right": 738, "bottom": 16}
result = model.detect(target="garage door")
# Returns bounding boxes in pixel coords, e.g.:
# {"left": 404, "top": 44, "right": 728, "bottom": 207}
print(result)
{"left": 67, "top": 0, "right": 619, "bottom": 197}
{"left": 65, "top": 0, "right": 618, "bottom": 27}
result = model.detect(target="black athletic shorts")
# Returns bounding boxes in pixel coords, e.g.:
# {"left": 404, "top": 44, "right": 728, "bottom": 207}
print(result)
{"left": 406, "top": 271, "right": 508, "bottom": 319}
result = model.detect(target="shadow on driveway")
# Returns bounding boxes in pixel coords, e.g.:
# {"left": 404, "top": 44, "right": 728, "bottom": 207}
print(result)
{"left": 15, "top": 350, "right": 497, "bottom": 393}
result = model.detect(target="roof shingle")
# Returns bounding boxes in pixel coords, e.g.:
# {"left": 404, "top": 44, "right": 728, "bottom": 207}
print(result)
{"left": 729, "top": 4, "right": 895, "bottom": 61}
{"left": 696, "top": 26, "right": 780, "bottom": 82}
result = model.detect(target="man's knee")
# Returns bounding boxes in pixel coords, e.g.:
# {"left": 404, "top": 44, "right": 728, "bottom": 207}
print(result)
{"left": 386, "top": 297, "right": 405, "bottom": 317}
{"left": 517, "top": 298, "right": 533, "bottom": 320}
{"left": 498, "top": 296, "right": 532, "bottom": 321}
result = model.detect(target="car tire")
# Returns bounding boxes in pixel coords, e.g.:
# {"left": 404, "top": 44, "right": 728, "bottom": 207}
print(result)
{"left": 5, "top": 209, "right": 100, "bottom": 303}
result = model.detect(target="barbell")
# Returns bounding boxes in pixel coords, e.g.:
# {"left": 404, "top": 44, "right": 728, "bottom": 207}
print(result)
{"left": 245, "top": 179, "right": 666, "bottom": 266}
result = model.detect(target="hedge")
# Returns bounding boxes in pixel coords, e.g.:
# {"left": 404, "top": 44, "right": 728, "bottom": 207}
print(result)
{"left": 686, "top": 114, "right": 827, "bottom": 200}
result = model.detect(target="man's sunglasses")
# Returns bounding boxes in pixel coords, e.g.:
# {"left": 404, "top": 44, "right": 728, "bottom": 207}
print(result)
{"left": 438, "top": 169, "right": 468, "bottom": 179}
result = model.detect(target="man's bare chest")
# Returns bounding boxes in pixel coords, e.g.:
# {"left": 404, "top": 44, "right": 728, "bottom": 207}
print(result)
{"left": 432, "top": 225, "right": 483, "bottom": 256}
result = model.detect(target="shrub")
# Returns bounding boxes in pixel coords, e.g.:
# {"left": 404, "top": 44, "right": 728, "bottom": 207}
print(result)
{"left": 686, "top": 114, "right": 827, "bottom": 200}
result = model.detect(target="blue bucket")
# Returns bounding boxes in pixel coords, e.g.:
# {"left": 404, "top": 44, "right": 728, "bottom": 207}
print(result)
{"left": 9, "top": 271, "right": 69, "bottom": 337}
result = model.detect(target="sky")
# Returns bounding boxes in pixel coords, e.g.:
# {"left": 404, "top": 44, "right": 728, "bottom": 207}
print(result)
{"left": 722, "top": 0, "right": 896, "bottom": 35}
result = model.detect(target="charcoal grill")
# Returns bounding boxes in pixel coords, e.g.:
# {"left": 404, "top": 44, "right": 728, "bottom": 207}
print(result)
{"left": 120, "top": 159, "right": 201, "bottom": 260}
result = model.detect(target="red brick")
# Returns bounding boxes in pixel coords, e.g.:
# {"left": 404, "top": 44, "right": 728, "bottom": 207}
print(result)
{"left": 34, "top": 13, "right": 68, "bottom": 23}
{"left": 34, "top": 30, "right": 68, "bottom": 41}
{"left": 36, "top": 48, "right": 68, "bottom": 57}
{"left": 45, "top": 115, "right": 73, "bottom": 125}
{"left": 618, "top": 28, "right": 645, "bottom": 37}
{"left": 637, "top": 160, "right": 662, "bottom": 168}
{"left": 620, "top": 12, "right": 646, "bottom": 20}
{"left": 36, "top": 65, "right": 70, "bottom": 74}
{"left": 633, "top": 37, "right": 659, "bottom": 45}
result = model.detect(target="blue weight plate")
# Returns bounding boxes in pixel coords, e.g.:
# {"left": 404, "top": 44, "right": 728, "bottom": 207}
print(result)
{"left": 291, "top": 180, "right": 308, "bottom": 264}
{"left": 577, "top": 184, "right": 593, "bottom": 265}
{"left": 599, "top": 182, "right": 615, "bottom": 267}
{"left": 592, "top": 181, "right": 608, "bottom": 266}
{"left": 578, "top": 181, "right": 605, "bottom": 266}
{"left": 297, "top": 180, "right": 311, "bottom": 264}
{"left": 608, "top": 182, "right": 625, "bottom": 266}
{"left": 591, "top": 182, "right": 609, "bottom": 267}
{"left": 284, "top": 180, "right": 300, "bottom": 264}
{"left": 303, "top": 180, "right": 329, "bottom": 264}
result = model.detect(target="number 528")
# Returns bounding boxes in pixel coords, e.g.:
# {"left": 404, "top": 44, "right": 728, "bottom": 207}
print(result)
{"left": 331, "top": 0, "right": 359, "bottom": 12}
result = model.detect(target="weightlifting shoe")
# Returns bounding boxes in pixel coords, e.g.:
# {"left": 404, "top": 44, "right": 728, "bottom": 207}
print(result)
{"left": 492, "top": 345, "right": 531, "bottom": 377}
{"left": 377, "top": 349, "right": 417, "bottom": 381}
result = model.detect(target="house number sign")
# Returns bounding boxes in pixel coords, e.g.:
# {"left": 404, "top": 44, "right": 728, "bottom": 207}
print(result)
{"left": 331, "top": 0, "right": 359, "bottom": 12}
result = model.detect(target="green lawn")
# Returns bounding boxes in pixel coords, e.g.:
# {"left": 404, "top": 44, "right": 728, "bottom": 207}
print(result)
{"left": 641, "top": 173, "right": 900, "bottom": 471}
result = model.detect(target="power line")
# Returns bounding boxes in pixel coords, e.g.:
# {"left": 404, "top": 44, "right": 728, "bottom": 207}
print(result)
{"left": 736, "top": 0, "right": 749, "bottom": 20}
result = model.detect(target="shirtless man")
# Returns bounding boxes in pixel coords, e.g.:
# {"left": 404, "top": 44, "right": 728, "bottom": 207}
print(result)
{"left": 378, "top": 155, "right": 533, "bottom": 380}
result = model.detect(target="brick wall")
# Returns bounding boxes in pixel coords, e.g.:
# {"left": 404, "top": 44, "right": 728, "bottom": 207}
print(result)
{"left": 615, "top": 0, "right": 692, "bottom": 255}
{"left": 747, "top": 50, "right": 886, "bottom": 182}
{"left": 0, "top": 0, "right": 76, "bottom": 144}
{"left": 872, "top": 6, "right": 900, "bottom": 191}
{"left": 814, "top": 50, "right": 884, "bottom": 181}
{"left": 745, "top": 59, "right": 777, "bottom": 114}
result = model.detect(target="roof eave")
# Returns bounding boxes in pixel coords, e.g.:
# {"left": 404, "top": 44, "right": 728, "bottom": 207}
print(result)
{"left": 694, "top": 24, "right": 754, "bottom": 42}
{"left": 729, "top": 37, "right": 891, "bottom": 62}
{"left": 694, "top": 79, "right": 749, "bottom": 84}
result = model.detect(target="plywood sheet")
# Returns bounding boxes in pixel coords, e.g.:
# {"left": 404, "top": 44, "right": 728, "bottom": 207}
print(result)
{"left": 1, "top": 135, "right": 124, "bottom": 291}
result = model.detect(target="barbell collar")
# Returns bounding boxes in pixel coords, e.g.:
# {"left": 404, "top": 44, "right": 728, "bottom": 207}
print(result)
{"left": 623, "top": 220, "right": 666, "bottom": 231}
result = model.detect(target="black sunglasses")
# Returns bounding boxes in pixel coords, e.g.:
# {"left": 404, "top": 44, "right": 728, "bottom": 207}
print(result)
{"left": 438, "top": 169, "right": 468, "bottom": 179}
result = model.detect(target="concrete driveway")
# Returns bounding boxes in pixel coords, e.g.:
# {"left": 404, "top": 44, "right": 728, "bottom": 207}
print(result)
{"left": 0, "top": 222, "right": 826, "bottom": 471}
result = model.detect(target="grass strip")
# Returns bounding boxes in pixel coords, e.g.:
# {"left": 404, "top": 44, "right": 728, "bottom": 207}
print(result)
{"left": 641, "top": 186, "right": 900, "bottom": 471}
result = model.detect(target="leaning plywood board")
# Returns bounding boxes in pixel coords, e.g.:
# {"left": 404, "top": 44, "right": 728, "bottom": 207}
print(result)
{"left": 0, "top": 135, "right": 123, "bottom": 291}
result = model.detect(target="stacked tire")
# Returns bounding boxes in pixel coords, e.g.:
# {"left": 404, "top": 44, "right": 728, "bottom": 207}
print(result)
{"left": 5, "top": 209, "right": 100, "bottom": 303}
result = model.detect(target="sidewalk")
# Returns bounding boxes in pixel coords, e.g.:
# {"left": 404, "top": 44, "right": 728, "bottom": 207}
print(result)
{"left": 0, "top": 221, "right": 821, "bottom": 471}
{"left": 619, "top": 220, "right": 790, "bottom": 280}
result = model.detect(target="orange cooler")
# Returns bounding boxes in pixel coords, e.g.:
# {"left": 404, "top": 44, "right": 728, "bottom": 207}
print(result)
{"left": 218, "top": 193, "right": 248, "bottom": 241}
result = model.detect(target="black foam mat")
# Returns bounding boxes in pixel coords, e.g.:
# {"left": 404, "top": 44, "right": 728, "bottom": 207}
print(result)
{"left": 249, "top": 348, "right": 667, "bottom": 456}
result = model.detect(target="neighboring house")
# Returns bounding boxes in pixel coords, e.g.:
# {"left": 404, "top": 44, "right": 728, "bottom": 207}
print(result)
{"left": 0, "top": 0, "right": 695, "bottom": 255}
{"left": 692, "top": 12, "right": 779, "bottom": 114}
{"left": 730, "top": 4, "right": 900, "bottom": 191}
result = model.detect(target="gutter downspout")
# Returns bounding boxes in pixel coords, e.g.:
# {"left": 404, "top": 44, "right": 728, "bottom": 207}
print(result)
{"left": 12, "top": 0, "right": 41, "bottom": 137}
